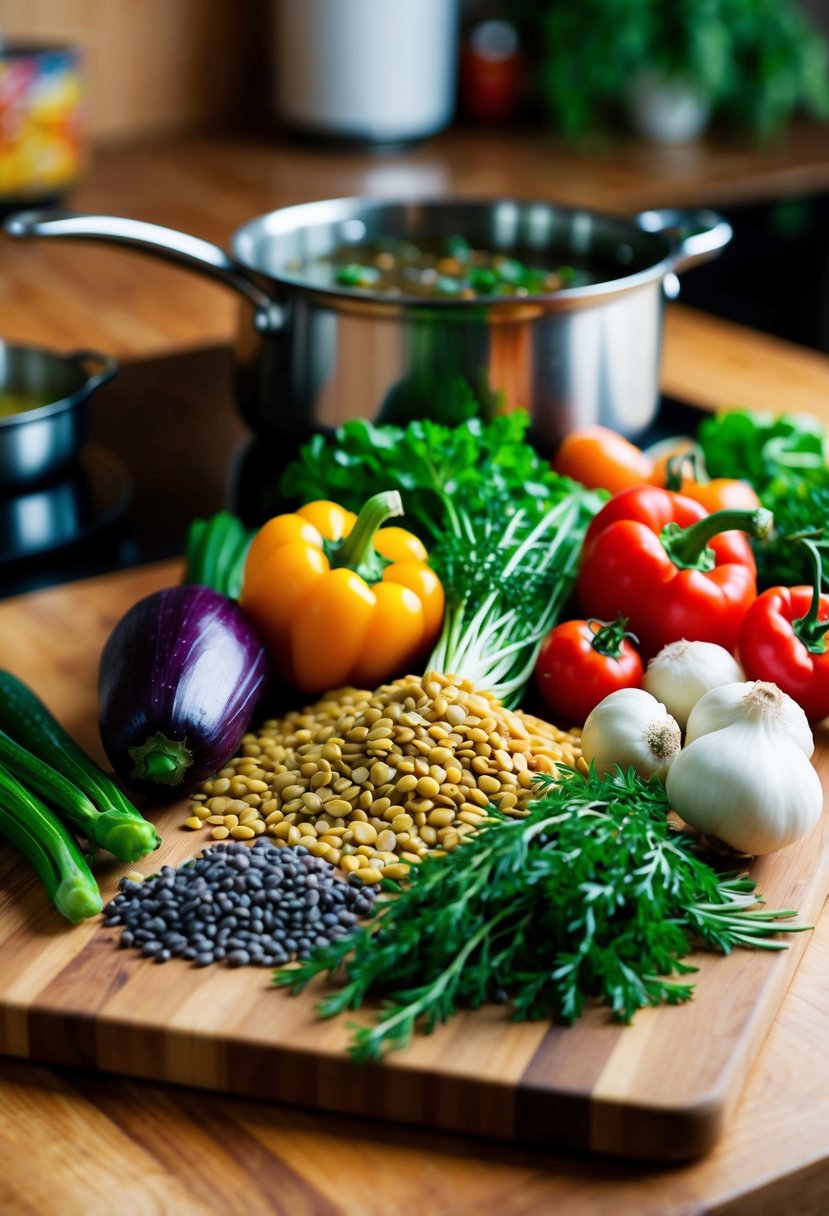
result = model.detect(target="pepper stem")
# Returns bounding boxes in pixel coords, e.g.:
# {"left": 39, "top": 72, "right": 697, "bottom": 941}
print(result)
{"left": 660, "top": 507, "right": 773, "bottom": 572}
{"left": 791, "top": 538, "right": 829, "bottom": 653}
{"left": 327, "top": 490, "right": 403, "bottom": 584}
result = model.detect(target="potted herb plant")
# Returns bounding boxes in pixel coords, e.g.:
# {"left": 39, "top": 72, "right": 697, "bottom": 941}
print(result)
{"left": 516, "top": 0, "right": 829, "bottom": 144}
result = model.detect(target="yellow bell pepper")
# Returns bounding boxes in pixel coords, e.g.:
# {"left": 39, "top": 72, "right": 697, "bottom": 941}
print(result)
{"left": 241, "top": 491, "right": 444, "bottom": 693}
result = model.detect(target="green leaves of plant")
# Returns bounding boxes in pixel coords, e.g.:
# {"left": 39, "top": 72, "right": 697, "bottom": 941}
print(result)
{"left": 697, "top": 407, "right": 829, "bottom": 589}
{"left": 280, "top": 410, "right": 579, "bottom": 543}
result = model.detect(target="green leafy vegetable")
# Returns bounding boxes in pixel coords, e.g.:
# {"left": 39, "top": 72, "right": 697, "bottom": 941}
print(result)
{"left": 697, "top": 408, "right": 829, "bottom": 589}
{"left": 753, "top": 478, "right": 829, "bottom": 591}
{"left": 276, "top": 766, "right": 806, "bottom": 1060}
{"left": 698, "top": 408, "right": 828, "bottom": 488}
{"left": 280, "top": 411, "right": 580, "bottom": 543}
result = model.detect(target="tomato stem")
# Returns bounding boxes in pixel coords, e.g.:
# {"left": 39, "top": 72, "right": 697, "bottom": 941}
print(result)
{"left": 660, "top": 507, "right": 773, "bottom": 572}
{"left": 588, "top": 616, "right": 639, "bottom": 660}
{"left": 791, "top": 538, "right": 829, "bottom": 653}
{"left": 665, "top": 446, "right": 707, "bottom": 493}
{"left": 327, "top": 490, "right": 402, "bottom": 583}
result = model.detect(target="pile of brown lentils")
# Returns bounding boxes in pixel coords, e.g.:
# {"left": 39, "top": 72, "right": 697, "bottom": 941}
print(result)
{"left": 185, "top": 672, "right": 582, "bottom": 883}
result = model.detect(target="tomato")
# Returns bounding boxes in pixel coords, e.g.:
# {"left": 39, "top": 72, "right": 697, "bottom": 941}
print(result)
{"left": 534, "top": 616, "right": 644, "bottom": 725}
{"left": 552, "top": 426, "right": 653, "bottom": 494}
{"left": 676, "top": 477, "right": 761, "bottom": 514}
{"left": 651, "top": 443, "right": 762, "bottom": 513}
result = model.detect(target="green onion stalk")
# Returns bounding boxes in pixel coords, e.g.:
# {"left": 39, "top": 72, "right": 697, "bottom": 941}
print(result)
{"left": 426, "top": 490, "right": 603, "bottom": 706}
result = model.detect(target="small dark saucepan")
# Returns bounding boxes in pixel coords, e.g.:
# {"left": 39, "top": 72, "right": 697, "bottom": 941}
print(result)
{"left": 0, "top": 343, "right": 118, "bottom": 490}
{"left": 3, "top": 201, "right": 731, "bottom": 452}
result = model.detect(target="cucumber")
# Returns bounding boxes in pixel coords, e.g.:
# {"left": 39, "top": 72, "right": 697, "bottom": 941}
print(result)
{"left": 0, "top": 671, "right": 160, "bottom": 862}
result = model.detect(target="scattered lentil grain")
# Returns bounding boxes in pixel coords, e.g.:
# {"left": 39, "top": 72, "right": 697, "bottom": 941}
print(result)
{"left": 103, "top": 840, "right": 377, "bottom": 967}
{"left": 187, "top": 672, "right": 582, "bottom": 877}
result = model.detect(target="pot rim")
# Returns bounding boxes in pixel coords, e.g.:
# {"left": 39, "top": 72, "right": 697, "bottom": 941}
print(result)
{"left": 229, "top": 195, "right": 678, "bottom": 309}
{"left": 0, "top": 344, "right": 117, "bottom": 430}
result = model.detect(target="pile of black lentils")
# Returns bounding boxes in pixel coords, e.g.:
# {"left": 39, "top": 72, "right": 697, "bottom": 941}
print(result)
{"left": 103, "top": 839, "right": 378, "bottom": 968}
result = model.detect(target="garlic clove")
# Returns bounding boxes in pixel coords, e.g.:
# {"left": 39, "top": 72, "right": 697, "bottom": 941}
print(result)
{"left": 644, "top": 639, "right": 744, "bottom": 731}
{"left": 581, "top": 687, "right": 681, "bottom": 782}
{"left": 685, "top": 680, "right": 814, "bottom": 757}
{"left": 666, "top": 722, "right": 823, "bottom": 855}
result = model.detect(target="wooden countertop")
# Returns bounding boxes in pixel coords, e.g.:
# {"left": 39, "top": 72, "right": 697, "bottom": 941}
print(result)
{"left": 2, "top": 134, "right": 829, "bottom": 1214}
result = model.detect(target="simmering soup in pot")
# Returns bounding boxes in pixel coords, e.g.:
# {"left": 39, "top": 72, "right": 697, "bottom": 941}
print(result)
{"left": 0, "top": 391, "right": 48, "bottom": 419}
{"left": 289, "top": 235, "right": 601, "bottom": 299}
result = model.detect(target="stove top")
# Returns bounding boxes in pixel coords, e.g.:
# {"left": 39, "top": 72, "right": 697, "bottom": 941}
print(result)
{"left": 0, "top": 343, "right": 708, "bottom": 600}
{"left": 0, "top": 444, "right": 133, "bottom": 567}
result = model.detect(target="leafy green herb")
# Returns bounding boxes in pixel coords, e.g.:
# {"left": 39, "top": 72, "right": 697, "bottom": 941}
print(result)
{"left": 516, "top": 0, "right": 829, "bottom": 143}
{"left": 698, "top": 408, "right": 828, "bottom": 488}
{"left": 753, "top": 478, "right": 829, "bottom": 591}
{"left": 697, "top": 408, "right": 829, "bottom": 590}
{"left": 276, "top": 766, "right": 806, "bottom": 1060}
{"left": 280, "top": 411, "right": 581, "bottom": 543}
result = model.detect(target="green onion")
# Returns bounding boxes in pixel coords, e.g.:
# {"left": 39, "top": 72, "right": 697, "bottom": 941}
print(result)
{"left": 183, "top": 510, "right": 253, "bottom": 600}
{"left": 426, "top": 492, "right": 600, "bottom": 706}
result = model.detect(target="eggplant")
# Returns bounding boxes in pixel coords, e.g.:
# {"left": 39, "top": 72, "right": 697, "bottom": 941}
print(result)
{"left": 98, "top": 585, "right": 268, "bottom": 797}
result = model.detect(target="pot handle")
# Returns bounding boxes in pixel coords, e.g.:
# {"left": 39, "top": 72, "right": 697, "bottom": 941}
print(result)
{"left": 3, "top": 209, "right": 284, "bottom": 334}
{"left": 634, "top": 208, "right": 733, "bottom": 274}
{"left": 68, "top": 349, "right": 120, "bottom": 393}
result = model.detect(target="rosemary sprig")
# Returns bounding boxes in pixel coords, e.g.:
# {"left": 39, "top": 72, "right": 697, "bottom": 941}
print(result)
{"left": 275, "top": 767, "right": 809, "bottom": 1061}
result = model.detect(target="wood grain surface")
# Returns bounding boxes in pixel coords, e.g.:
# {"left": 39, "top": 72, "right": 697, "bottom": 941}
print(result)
{"left": 0, "top": 561, "right": 827, "bottom": 1167}
{"left": 1, "top": 0, "right": 261, "bottom": 142}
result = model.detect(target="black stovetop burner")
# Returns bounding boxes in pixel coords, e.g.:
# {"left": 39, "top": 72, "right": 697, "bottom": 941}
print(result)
{"left": 0, "top": 445, "right": 134, "bottom": 574}
{"left": 0, "top": 343, "right": 708, "bottom": 601}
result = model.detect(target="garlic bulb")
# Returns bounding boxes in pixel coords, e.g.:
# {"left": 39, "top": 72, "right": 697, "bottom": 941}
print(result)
{"left": 581, "top": 688, "right": 681, "bottom": 781}
{"left": 666, "top": 681, "right": 823, "bottom": 855}
{"left": 644, "top": 639, "right": 744, "bottom": 730}
{"left": 685, "top": 680, "right": 814, "bottom": 758}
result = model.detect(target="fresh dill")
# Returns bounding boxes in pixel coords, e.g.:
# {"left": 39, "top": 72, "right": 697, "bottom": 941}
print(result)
{"left": 275, "top": 766, "right": 807, "bottom": 1062}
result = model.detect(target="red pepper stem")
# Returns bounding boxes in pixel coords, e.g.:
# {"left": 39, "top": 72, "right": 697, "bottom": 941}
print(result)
{"left": 328, "top": 490, "right": 403, "bottom": 582}
{"left": 661, "top": 507, "right": 773, "bottom": 571}
{"left": 588, "top": 616, "right": 638, "bottom": 659}
{"left": 791, "top": 539, "right": 829, "bottom": 653}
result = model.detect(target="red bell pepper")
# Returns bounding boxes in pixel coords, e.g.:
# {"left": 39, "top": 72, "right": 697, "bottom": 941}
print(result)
{"left": 577, "top": 485, "right": 772, "bottom": 658}
{"left": 739, "top": 539, "right": 829, "bottom": 723}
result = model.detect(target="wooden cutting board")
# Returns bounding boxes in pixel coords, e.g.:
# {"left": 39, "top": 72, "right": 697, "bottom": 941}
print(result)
{"left": 1, "top": 560, "right": 828, "bottom": 1163}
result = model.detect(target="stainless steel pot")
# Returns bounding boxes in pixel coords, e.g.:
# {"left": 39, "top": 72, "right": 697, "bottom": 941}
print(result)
{"left": 4, "top": 200, "right": 731, "bottom": 453}
{"left": 0, "top": 343, "right": 118, "bottom": 490}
